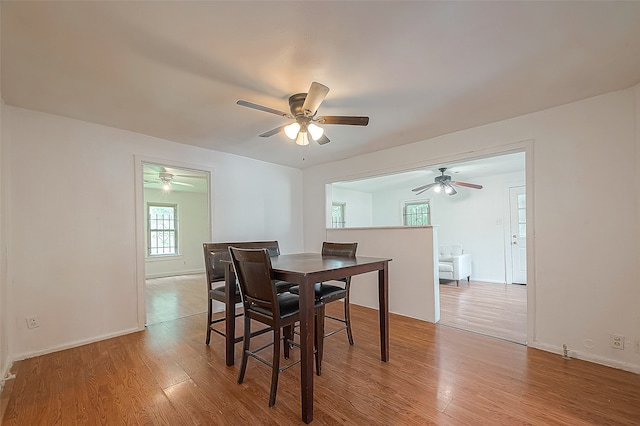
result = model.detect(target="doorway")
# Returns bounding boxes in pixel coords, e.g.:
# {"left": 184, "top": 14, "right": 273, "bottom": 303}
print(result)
{"left": 140, "top": 161, "right": 211, "bottom": 325}
{"left": 434, "top": 153, "right": 528, "bottom": 344}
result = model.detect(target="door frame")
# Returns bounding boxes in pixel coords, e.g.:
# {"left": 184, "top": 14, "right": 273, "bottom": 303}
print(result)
{"left": 134, "top": 155, "right": 214, "bottom": 330}
{"left": 429, "top": 141, "right": 534, "bottom": 345}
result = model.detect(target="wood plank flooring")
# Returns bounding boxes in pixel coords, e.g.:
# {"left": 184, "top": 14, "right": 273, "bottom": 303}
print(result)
{"left": 439, "top": 280, "right": 527, "bottom": 344}
{"left": 3, "top": 302, "right": 640, "bottom": 425}
{"left": 145, "top": 274, "right": 207, "bottom": 325}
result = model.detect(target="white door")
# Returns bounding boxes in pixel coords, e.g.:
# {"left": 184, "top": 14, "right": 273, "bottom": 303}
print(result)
{"left": 509, "top": 186, "right": 527, "bottom": 284}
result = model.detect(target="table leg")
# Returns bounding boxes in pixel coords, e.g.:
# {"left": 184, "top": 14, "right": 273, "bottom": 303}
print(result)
{"left": 378, "top": 263, "right": 389, "bottom": 362}
{"left": 299, "top": 281, "right": 315, "bottom": 423}
{"left": 225, "top": 263, "right": 236, "bottom": 366}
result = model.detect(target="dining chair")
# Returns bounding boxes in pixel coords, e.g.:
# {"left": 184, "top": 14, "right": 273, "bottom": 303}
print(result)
{"left": 229, "top": 247, "right": 322, "bottom": 407}
{"left": 203, "top": 241, "right": 286, "bottom": 345}
{"left": 289, "top": 241, "right": 358, "bottom": 374}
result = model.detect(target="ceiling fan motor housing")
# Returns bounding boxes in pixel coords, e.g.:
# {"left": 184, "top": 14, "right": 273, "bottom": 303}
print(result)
{"left": 159, "top": 172, "right": 173, "bottom": 182}
{"left": 289, "top": 93, "right": 311, "bottom": 117}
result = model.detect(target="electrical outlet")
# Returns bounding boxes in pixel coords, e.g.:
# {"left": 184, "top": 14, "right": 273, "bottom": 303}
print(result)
{"left": 610, "top": 333, "right": 624, "bottom": 350}
{"left": 25, "top": 316, "right": 39, "bottom": 329}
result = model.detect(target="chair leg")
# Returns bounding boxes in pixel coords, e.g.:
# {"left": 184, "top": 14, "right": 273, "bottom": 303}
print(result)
{"left": 467, "top": 276, "right": 470, "bottom": 283}
{"left": 269, "top": 328, "right": 281, "bottom": 407}
{"left": 237, "top": 316, "right": 251, "bottom": 385}
{"left": 205, "top": 298, "right": 213, "bottom": 345}
{"left": 315, "top": 304, "right": 325, "bottom": 376}
{"left": 456, "top": 279, "right": 459, "bottom": 287}
{"left": 344, "top": 283, "right": 354, "bottom": 346}
{"left": 283, "top": 325, "right": 293, "bottom": 359}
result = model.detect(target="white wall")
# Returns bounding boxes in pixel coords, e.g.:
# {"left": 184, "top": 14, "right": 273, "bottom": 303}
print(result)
{"left": 333, "top": 170, "right": 525, "bottom": 283}
{"left": 144, "top": 188, "right": 208, "bottom": 278}
{"left": 327, "top": 226, "right": 439, "bottom": 323}
{"left": 304, "top": 86, "right": 640, "bottom": 373}
{"left": 330, "top": 186, "right": 373, "bottom": 227}
{"left": 430, "top": 171, "right": 525, "bottom": 283}
{"left": 5, "top": 105, "right": 304, "bottom": 360}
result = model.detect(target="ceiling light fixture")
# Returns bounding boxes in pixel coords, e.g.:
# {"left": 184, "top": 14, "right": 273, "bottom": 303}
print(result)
{"left": 284, "top": 122, "right": 300, "bottom": 139}
{"left": 285, "top": 119, "right": 324, "bottom": 145}
{"left": 295, "top": 130, "right": 310, "bottom": 146}
{"left": 307, "top": 123, "right": 324, "bottom": 140}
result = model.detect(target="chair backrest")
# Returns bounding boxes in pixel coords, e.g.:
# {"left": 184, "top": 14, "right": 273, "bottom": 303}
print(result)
{"left": 322, "top": 242, "right": 358, "bottom": 258}
{"left": 203, "top": 241, "right": 280, "bottom": 283}
{"left": 228, "top": 247, "right": 278, "bottom": 313}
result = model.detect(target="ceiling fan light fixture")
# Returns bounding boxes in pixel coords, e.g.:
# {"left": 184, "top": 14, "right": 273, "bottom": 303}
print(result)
{"left": 444, "top": 185, "right": 452, "bottom": 194}
{"left": 295, "top": 131, "right": 310, "bottom": 146}
{"left": 162, "top": 181, "right": 171, "bottom": 191}
{"left": 307, "top": 123, "right": 324, "bottom": 141}
{"left": 284, "top": 122, "right": 300, "bottom": 139}
{"left": 434, "top": 185, "right": 442, "bottom": 193}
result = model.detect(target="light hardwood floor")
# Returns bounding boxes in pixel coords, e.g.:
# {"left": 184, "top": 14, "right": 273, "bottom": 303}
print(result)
{"left": 2, "top": 301, "right": 640, "bottom": 425}
{"left": 145, "top": 274, "right": 207, "bottom": 325}
{"left": 439, "top": 280, "right": 527, "bottom": 344}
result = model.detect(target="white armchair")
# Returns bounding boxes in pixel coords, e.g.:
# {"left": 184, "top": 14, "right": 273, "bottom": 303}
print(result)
{"left": 438, "top": 245, "right": 472, "bottom": 286}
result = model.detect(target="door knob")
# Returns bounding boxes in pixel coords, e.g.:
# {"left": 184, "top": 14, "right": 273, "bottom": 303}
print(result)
{"left": 512, "top": 234, "right": 517, "bottom": 238}
{"left": 512, "top": 241, "right": 517, "bottom": 245}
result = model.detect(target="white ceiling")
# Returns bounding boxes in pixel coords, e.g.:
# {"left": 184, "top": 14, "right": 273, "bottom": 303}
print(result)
{"left": 332, "top": 152, "right": 525, "bottom": 193}
{"left": 2, "top": 2, "right": 640, "bottom": 170}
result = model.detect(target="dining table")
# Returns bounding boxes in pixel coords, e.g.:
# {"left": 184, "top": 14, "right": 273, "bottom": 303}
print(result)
{"left": 222, "top": 252, "right": 391, "bottom": 424}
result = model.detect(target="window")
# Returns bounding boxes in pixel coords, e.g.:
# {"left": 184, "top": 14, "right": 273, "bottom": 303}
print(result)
{"left": 403, "top": 201, "right": 430, "bottom": 226}
{"left": 517, "top": 193, "right": 526, "bottom": 237}
{"left": 148, "top": 203, "right": 178, "bottom": 255}
{"left": 332, "top": 202, "right": 346, "bottom": 228}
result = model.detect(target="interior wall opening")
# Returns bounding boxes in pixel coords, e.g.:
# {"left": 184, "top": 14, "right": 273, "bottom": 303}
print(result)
{"left": 141, "top": 162, "right": 210, "bottom": 326}
{"left": 328, "top": 151, "right": 527, "bottom": 344}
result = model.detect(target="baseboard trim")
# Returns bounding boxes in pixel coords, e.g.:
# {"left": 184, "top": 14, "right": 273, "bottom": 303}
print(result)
{"left": 145, "top": 269, "right": 204, "bottom": 279}
{"left": 471, "top": 278, "right": 510, "bottom": 284}
{"left": 530, "top": 341, "right": 640, "bottom": 374}
{"left": 0, "top": 361, "right": 14, "bottom": 391}
{"left": 11, "top": 326, "right": 143, "bottom": 362}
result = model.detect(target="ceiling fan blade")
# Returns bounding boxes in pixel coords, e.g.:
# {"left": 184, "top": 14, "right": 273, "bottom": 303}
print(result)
{"left": 412, "top": 182, "right": 437, "bottom": 192}
{"left": 315, "top": 134, "right": 331, "bottom": 145}
{"left": 259, "top": 125, "right": 286, "bottom": 138}
{"left": 317, "top": 116, "right": 369, "bottom": 126}
{"left": 172, "top": 181, "right": 194, "bottom": 187}
{"left": 302, "top": 82, "right": 329, "bottom": 116}
{"left": 452, "top": 181, "right": 483, "bottom": 189}
{"left": 236, "top": 100, "right": 291, "bottom": 118}
{"left": 144, "top": 165, "right": 166, "bottom": 173}
{"left": 174, "top": 173, "right": 206, "bottom": 179}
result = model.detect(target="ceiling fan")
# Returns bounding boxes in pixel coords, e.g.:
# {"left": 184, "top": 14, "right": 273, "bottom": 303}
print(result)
{"left": 236, "top": 81, "right": 369, "bottom": 146}
{"left": 144, "top": 166, "right": 201, "bottom": 190}
{"left": 411, "top": 168, "right": 483, "bottom": 196}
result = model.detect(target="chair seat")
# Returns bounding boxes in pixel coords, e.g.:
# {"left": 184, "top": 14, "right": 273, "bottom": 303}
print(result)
{"left": 289, "top": 283, "right": 347, "bottom": 303}
{"left": 250, "top": 291, "right": 306, "bottom": 319}
{"left": 274, "top": 280, "right": 295, "bottom": 293}
{"left": 210, "top": 283, "right": 241, "bottom": 299}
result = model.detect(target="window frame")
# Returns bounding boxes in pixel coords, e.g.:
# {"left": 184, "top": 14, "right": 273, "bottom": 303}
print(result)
{"left": 331, "top": 202, "right": 346, "bottom": 228}
{"left": 147, "top": 202, "right": 179, "bottom": 256}
{"left": 402, "top": 199, "right": 431, "bottom": 226}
